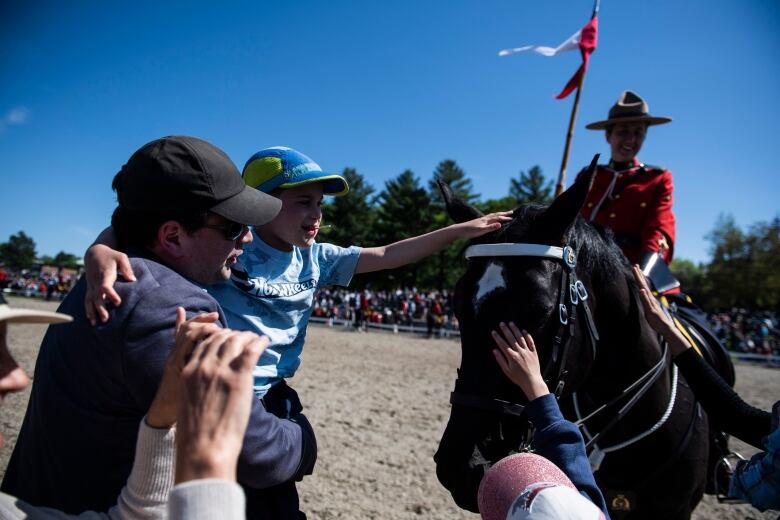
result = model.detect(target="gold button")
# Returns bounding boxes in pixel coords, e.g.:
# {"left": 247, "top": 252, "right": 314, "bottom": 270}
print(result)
{"left": 587, "top": 202, "right": 593, "bottom": 208}
{"left": 609, "top": 213, "right": 616, "bottom": 218}
{"left": 617, "top": 174, "right": 622, "bottom": 178}
{"left": 664, "top": 196, "right": 671, "bottom": 201}
{"left": 640, "top": 202, "right": 647, "bottom": 208}
{"left": 615, "top": 194, "right": 620, "bottom": 199}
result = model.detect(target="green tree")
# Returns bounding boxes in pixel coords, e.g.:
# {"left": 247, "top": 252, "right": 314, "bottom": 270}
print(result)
{"left": 746, "top": 217, "right": 780, "bottom": 311}
{"left": 427, "top": 160, "right": 480, "bottom": 290}
{"left": 0, "top": 231, "right": 37, "bottom": 272}
{"left": 320, "top": 168, "right": 375, "bottom": 248}
{"left": 705, "top": 214, "right": 748, "bottom": 309}
{"left": 428, "top": 159, "right": 479, "bottom": 207}
{"left": 509, "top": 165, "right": 553, "bottom": 205}
{"left": 670, "top": 258, "right": 708, "bottom": 305}
{"left": 478, "top": 196, "right": 517, "bottom": 215}
{"left": 53, "top": 251, "right": 81, "bottom": 269}
{"left": 369, "top": 170, "right": 435, "bottom": 289}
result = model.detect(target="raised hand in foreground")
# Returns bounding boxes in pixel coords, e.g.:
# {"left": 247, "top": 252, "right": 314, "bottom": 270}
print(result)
{"left": 175, "top": 316, "right": 266, "bottom": 483}
{"left": 491, "top": 322, "right": 550, "bottom": 401}
{"left": 146, "top": 308, "right": 221, "bottom": 429}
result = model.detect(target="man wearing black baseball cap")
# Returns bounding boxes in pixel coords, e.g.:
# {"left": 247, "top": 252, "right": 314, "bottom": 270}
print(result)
{"left": 2, "top": 137, "right": 317, "bottom": 519}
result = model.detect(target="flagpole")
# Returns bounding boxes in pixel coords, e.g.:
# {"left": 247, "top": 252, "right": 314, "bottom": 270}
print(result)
{"left": 554, "top": 0, "right": 600, "bottom": 197}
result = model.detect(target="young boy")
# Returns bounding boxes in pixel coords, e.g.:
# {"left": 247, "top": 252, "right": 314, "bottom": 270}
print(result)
{"left": 86, "top": 146, "right": 511, "bottom": 398}
{"left": 212, "top": 146, "right": 511, "bottom": 396}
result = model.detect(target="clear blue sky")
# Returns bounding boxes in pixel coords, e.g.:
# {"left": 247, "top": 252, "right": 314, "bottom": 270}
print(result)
{"left": 1, "top": 0, "right": 778, "bottom": 264}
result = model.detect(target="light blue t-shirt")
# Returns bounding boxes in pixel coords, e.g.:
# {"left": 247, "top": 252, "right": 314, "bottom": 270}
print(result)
{"left": 207, "top": 233, "right": 361, "bottom": 397}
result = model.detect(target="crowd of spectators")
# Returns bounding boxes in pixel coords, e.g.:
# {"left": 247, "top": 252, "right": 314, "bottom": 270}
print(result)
{"left": 312, "top": 287, "right": 459, "bottom": 338}
{"left": 0, "top": 268, "right": 79, "bottom": 301}
{"left": 4, "top": 265, "right": 779, "bottom": 356}
{"left": 709, "top": 309, "right": 779, "bottom": 357}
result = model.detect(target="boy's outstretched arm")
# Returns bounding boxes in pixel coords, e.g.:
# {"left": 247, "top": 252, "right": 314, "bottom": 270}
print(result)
{"left": 354, "top": 211, "right": 512, "bottom": 274}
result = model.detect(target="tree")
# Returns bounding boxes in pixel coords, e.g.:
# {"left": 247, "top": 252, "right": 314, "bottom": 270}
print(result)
{"left": 0, "top": 231, "right": 37, "bottom": 272}
{"left": 478, "top": 196, "right": 517, "bottom": 215}
{"left": 320, "top": 168, "right": 375, "bottom": 248}
{"left": 369, "top": 170, "right": 435, "bottom": 289}
{"left": 428, "top": 159, "right": 479, "bottom": 208}
{"left": 427, "top": 160, "right": 480, "bottom": 290}
{"left": 746, "top": 217, "right": 780, "bottom": 311}
{"left": 705, "top": 214, "right": 749, "bottom": 309}
{"left": 509, "top": 165, "right": 553, "bottom": 205}
{"left": 670, "top": 258, "right": 708, "bottom": 305}
{"left": 53, "top": 251, "right": 81, "bottom": 269}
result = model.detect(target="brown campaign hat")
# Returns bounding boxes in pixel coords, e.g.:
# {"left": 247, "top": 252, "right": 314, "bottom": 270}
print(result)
{"left": 0, "top": 293, "right": 72, "bottom": 325}
{"left": 586, "top": 90, "right": 672, "bottom": 130}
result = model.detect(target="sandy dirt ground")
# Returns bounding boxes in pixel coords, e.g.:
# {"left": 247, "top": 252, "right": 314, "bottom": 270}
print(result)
{"left": 1, "top": 296, "right": 777, "bottom": 519}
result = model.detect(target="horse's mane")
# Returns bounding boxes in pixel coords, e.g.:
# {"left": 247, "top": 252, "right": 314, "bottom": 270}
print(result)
{"left": 493, "top": 203, "right": 630, "bottom": 277}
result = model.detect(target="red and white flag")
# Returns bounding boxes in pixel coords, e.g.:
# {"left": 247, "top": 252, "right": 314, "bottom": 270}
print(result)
{"left": 499, "top": 17, "right": 598, "bottom": 99}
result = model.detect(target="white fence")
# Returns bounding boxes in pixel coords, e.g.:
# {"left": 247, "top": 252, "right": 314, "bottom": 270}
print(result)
{"left": 310, "top": 316, "right": 780, "bottom": 366}
{"left": 308, "top": 316, "right": 460, "bottom": 339}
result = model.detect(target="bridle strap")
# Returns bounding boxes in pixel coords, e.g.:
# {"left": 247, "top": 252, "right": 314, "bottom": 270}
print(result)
{"left": 577, "top": 339, "right": 670, "bottom": 450}
{"left": 449, "top": 391, "right": 527, "bottom": 418}
{"left": 465, "top": 244, "right": 564, "bottom": 260}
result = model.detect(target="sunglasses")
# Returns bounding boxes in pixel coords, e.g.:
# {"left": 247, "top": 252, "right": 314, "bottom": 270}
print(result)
{"left": 202, "top": 221, "right": 249, "bottom": 241}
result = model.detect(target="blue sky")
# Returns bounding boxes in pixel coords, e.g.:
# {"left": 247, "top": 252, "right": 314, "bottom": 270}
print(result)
{"left": 1, "top": 0, "right": 778, "bottom": 264}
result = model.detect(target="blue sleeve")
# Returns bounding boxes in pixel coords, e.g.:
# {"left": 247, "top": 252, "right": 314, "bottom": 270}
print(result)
{"left": 729, "top": 426, "right": 780, "bottom": 511}
{"left": 316, "top": 243, "right": 361, "bottom": 288}
{"left": 527, "top": 394, "right": 610, "bottom": 518}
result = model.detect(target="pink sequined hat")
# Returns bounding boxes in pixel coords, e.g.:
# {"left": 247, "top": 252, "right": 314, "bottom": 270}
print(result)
{"left": 478, "top": 453, "right": 605, "bottom": 520}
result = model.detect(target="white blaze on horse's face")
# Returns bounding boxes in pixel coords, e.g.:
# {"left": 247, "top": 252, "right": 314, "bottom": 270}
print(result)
{"left": 474, "top": 261, "right": 506, "bottom": 312}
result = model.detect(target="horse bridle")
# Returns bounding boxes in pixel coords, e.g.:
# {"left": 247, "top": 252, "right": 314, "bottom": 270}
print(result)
{"left": 449, "top": 242, "right": 600, "bottom": 418}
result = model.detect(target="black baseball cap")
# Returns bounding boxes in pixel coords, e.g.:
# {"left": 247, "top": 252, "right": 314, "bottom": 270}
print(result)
{"left": 113, "top": 136, "right": 281, "bottom": 226}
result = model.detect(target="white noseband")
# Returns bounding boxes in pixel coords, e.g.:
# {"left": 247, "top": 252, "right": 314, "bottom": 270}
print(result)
{"left": 464, "top": 244, "right": 564, "bottom": 261}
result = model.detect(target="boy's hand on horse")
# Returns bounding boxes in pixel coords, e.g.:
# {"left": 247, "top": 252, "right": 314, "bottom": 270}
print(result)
{"left": 355, "top": 211, "right": 513, "bottom": 274}
{"left": 491, "top": 322, "right": 550, "bottom": 401}
{"left": 632, "top": 264, "right": 692, "bottom": 357}
{"left": 453, "top": 211, "right": 513, "bottom": 239}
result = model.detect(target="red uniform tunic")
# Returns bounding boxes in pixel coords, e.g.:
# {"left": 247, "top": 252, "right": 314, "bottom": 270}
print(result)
{"left": 577, "top": 158, "right": 676, "bottom": 264}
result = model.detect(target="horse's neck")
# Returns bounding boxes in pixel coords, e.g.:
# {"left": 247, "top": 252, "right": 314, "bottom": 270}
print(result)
{"left": 585, "top": 271, "right": 672, "bottom": 416}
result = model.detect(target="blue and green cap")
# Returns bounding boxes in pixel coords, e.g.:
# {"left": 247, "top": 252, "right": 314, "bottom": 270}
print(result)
{"left": 242, "top": 147, "right": 349, "bottom": 196}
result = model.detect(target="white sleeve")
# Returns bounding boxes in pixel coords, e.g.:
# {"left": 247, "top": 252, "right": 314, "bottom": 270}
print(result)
{"left": 168, "top": 480, "right": 245, "bottom": 520}
{"left": 0, "top": 420, "right": 175, "bottom": 520}
{"left": 106, "top": 419, "right": 176, "bottom": 520}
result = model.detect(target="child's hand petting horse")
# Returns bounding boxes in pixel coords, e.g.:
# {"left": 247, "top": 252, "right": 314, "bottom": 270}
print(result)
{"left": 491, "top": 322, "right": 550, "bottom": 401}
{"left": 453, "top": 211, "right": 514, "bottom": 238}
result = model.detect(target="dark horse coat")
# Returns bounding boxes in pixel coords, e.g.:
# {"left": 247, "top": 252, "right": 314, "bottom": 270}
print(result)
{"left": 433, "top": 159, "right": 709, "bottom": 520}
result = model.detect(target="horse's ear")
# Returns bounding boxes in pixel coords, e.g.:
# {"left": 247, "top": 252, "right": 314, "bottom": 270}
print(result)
{"left": 437, "top": 178, "right": 483, "bottom": 223}
{"left": 537, "top": 154, "right": 599, "bottom": 244}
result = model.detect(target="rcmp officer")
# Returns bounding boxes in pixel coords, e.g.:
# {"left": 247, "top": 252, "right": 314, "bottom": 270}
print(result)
{"left": 578, "top": 90, "right": 675, "bottom": 264}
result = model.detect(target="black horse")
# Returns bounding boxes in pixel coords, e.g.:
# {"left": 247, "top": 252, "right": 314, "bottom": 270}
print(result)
{"left": 434, "top": 159, "right": 710, "bottom": 519}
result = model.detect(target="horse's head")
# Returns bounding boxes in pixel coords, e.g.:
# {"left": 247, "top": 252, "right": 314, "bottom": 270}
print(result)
{"left": 434, "top": 156, "right": 608, "bottom": 511}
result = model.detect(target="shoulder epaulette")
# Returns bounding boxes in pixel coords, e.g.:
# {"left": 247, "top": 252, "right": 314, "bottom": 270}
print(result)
{"left": 641, "top": 164, "right": 666, "bottom": 172}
